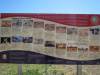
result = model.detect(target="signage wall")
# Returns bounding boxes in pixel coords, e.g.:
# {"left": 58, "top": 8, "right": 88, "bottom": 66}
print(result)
{"left": 0, "top": 13, "right": 100, "bottom": 64}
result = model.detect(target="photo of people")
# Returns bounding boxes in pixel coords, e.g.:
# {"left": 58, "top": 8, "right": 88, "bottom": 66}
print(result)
{"left": 89, "top": 46, "right": 100, "bottom": 52}
{"left": 67, "top": 28, "right": 77, "bottom": 35}
{"left": 12, "top": 18, "right": 22, "bottom": 27}
{"left": 1, "top": 20, "right": 11, "bottom": 27}
{"left": 12, "top": 36, "right": 23, "bottom": 42}
{"left": 67, "top": 46, "right": 77, "bottom": 52}
{"left": 1, "top": 37, "right": 11, "bottom": 43}
{"left": 45, "top": 24, "right": 55, "bottom": 31}
{"left": 23, "top": 19, "right": 33, "bottom": 27}
{"left": 45, "top": 41, "right": 55, "bottom": 47}
{"left": 34, "top": 38, "right": 43, "bottom": 44}
{"left": 56, "top": 43, "right": 66, "bottom": 49}
{"left": 23, "top": 37, "right": 33, "bottom": 43}
{"left": 78, "top": 47, "right": 88, "bottom": 52}
{"left": 33, "top": 21, "right": 44, "bottom": 28}
{"left": 56, "top": 26, "right": 66, "bottom": 33}
{"left": 90, "top": 28, "right": 100, "bottom": 35}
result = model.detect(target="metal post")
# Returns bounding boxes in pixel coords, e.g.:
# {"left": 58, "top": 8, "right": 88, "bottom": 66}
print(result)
{"left": 77, "top": 65, "right": 82, "bottom": 75}
{"left": 18, "top": 64, "right": 22, "bottom": 75}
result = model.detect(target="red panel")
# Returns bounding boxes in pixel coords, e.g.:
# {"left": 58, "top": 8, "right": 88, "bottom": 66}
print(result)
{"left": 1, "top": 13, "right": 100, "bottom": 27}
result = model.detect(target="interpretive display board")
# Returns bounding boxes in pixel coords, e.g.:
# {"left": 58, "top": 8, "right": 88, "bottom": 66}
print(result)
{"left": 0, "top": 13, "right": 100, "bottom": 64}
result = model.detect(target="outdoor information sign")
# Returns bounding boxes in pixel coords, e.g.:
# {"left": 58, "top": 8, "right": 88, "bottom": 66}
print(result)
{"left": 0, "top": 13, "right": 100, "bottom": 64}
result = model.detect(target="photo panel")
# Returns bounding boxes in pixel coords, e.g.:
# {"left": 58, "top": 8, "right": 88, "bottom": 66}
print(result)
{"left": 67, "top": 27, "right": 77, "bottom": 35}
{"left": 45, "top": 41, "right": 55, "bottom": 47}
{"left": 12, "top": 18, "right": 22, "bottom": 35}
{"left": 89, "top": 27, "right": 100, "bottom": 45}
{"left": 33, "top": 21, "right": 44, "bottom": 28}
{"left": 67, "top": 46, "right": 78, "bottom": 52}
{"left": 45, "top": 24, "right": 55, "bottom": 31}
{"left": 33, "top": 21, "right": 44, "bottom": 38}
{"left": 56, "top": 43, "right": 66, "bottom": 49}
{"left": 0, "top": 19, "right": 12, "bottom": 37}
{"left": 23, "top": 37, "right": 33, "bottom": 43}
{"left": 56, "top": 26, "right": 66, "bottom": 33}
{"left": 11, "top": 36, "right": 23, "bottom": 50}
{"left": 45, "top": 40, "right": 55, "bottom": 56}
{"left": 0, "top": 37, "right": 12, "bottom": 50}
{"left": 56, "top": 43, "right": 67, "bottom": 58}
{"left": 89, "top": 46, "right": 100, "bottom": 52}
{"left": 67, "top": 41, "right": 78, "bottom": 52}
{"left": 1, "top": 37, "right": 11, "bottom": 44}
{"left": 33, "top": 38, "right": 45, "bottom": 53}
{"left": 56, "top": 26, "right": 66, "bottom": 44}
{"left": 12, "top": 18, "right": 22, "bottom": 27}
{"left": 77, "top": 45, "right": 89, "bottom": 60}
{"left": 22, "top": 19, "right": 33, "bottom": 36}
{"left": 23, "top": 19, "right": 33, "bottom": 28}
{"left": 67, "top": 27, "right": 78, "bottom": 41}
{"left": 78, "top": 46, "right": 89, "bottom": 52}
{"left": 90, "top": 28, "right": 100, "bottom": 35}
{"left": 12, "top": 36, "right": 23, "bottom": 43}
{"left": 1, "top": 19, "right": 11, "bottom": 27}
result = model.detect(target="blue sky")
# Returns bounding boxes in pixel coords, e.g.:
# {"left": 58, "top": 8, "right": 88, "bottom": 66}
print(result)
{"left": 0, "top": 0, "right": 100, "bottom": 14}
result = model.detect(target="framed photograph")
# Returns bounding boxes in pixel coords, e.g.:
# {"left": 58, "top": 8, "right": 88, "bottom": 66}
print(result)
{"left": 56, "top": 43, "right": 66, "bottom": 49}
{"left": 67, "top": 28, "right": 77, "bottom": 35}
{"left": 90, "top": 28, "right": 100, "bottom": 35}
{"left": 67, "top": 46, "right": 77, "bottom": 52}
{"left": 23, "top": 37, "right": 33, "bottom": 43}
{"left": 12, "top": 36, "right": 23, "bottom": 42}
{"left": 23, "top": 19, "right": 33, "bottom": 28}
{"left": 56, "top": 26, "right": 66, "bottom": 33}
{"left": 45, "top": 24, "right": 55, "bottom": 31}
{"left": 45, "top": 41, "right": 55, "bottom": 47}
{"left": 1, "top": 37, "right": 11, "bottom": 43}
{"left": 34, "top": 21, "right": 44, "bottom": 28}
{"left": 89, "top": 46, "right": 100, "bottom": 52}
{"left": 12, "top": 18, "right": 22, "bottom": 27}
{"left": 78, "top": 48, "right": 88, "bottom": 52}
{"left": 1, "top": 20, "right": 11, "bottom": 27}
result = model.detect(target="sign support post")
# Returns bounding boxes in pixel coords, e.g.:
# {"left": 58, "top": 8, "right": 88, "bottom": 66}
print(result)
{"left": 77, "top": 65, "right": 82, "bottom": 75}
{"left": 18, "top": 64, "right": 22, "bottom": 75}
